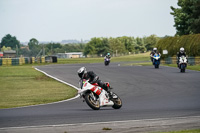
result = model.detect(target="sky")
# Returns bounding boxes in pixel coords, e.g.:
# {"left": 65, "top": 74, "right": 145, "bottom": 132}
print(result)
{"left": 0, "top": 0, "right": 179, "bottom": 42}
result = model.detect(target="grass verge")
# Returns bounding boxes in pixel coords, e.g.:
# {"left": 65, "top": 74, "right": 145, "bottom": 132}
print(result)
{"left": 125, "top": 62, "right": 200, "bottom": 71}
{"left": 0, "top": 66, "right": 77, "bottom": 109}
{"left": 58, "top": 52, "right": 150, "bottom": 64}
{"left": 159, "top": 129, "right": 200, "bottom": 133}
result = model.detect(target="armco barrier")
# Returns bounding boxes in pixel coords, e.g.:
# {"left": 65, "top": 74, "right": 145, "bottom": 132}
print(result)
{"left": 164, "top": 57, "right": 172, "bottom": 64}
{"left": 25, "top": 58, "right": 29, "bottom": 64}
{"left": 195, "top": 57, "right": 200, "bottom": 64}
{"left": 32, "top": 57, "right": 35, "bottom": 63}
{"left": 163, "top": 57, "right": 200, "bottom": 65}
{"left": 19, "top": 57, "right": 24, "bottom": 65}
{"left": 2, "top": 58, "right": 12, "bottom": 66}
{"left": 41, "top": 57, "right": 45, "bottom": 63}
{"left": 12, "top": 58, "right": 19, "bottom": 66}
{"left": 0, "top": 56, "right": 57, "bottom": 66}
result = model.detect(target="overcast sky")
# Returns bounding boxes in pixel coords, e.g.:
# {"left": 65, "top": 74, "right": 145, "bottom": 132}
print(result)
{"left": 0, "top": 0, "right": 178, "bottom": 42}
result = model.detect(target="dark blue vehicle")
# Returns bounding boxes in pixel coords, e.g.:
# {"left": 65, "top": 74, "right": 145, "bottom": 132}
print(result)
{"left": 153, "top": 53, "right": 160, "bottom": 68}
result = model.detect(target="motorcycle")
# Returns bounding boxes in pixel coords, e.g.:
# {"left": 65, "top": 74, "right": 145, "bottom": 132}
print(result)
{"left": 179, "top": 56, "right": 187, "bottom": 73}
{"left": 104, "top": 58, "right": 110, "bottom": 66}
{"left": 153, "top": 53, "right": 160, "bottom": 68}
{"left": 78, "top": 79, "right": 122, "bottom": 110}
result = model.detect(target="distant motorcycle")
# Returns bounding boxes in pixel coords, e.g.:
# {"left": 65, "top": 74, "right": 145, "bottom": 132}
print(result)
{"left": 153, "top": 53, "right": 160, "bottom": 68}
{"left": 179, "top": 56, "right": 187, "bottom": 73}
{"left": 78, "top": 79, "right": 122, "bottom": 110}
{"left": 104, "top": 58, "right": 110, "bottom": 66}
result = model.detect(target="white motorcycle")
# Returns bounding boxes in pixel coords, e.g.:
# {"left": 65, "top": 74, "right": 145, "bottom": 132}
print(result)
{"left": 78, "top": 79, "right": 122, "bottom": 110}
{"left": 179, "top": 56, "right": 187, "bottom": 73}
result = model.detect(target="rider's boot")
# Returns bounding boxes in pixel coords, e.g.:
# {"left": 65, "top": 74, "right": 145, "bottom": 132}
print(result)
{"left": 103, "top": 84, "right": 113, "bottom": 99}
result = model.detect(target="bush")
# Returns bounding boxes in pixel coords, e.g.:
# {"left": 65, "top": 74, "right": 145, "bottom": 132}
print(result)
{"left": 157, "top": 34, "right": 200, "bottom": 58}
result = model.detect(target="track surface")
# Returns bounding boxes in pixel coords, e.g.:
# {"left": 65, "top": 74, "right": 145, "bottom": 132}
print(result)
{"left": 0, "top": 63, "right": 200, "bottom": 128}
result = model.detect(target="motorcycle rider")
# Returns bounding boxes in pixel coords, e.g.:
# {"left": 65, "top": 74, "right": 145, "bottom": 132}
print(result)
{"left": 177, "top": 47, "right": 187, "bottom": 67}
{"left": 104, "top": 53, "right": 111, "bottom": 59}
{"left": 77, "top": 67, "right": 112, "bottom": 97}
{"left": 150, "top": 48, "right": 161, "bottom": 63}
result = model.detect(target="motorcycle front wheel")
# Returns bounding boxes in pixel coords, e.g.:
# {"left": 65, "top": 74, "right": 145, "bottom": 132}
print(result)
{"left": 180, "top": 64, "right": 186, "bottom": 73}
{"left": 85, "top": 92, "right": 100, "bottom": 110}
{"left": 111, "top": 92, "right": 122, "bottom": 109}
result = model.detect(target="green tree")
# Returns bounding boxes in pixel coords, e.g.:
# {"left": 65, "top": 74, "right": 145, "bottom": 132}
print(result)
{"left": 145, "top": 35, "right": 160, "bottom": 51}
{"left": 84, "top": 37, "right": 110, "bottom": 56}
{"left": 84, "top": 43, "right": 96, "bottom": 56}
{"left": 28, "top": 38, "right": 39, "bottom": 50}
{"left": 18, "top": 47, "right": 30, "bottom": 57}
{"left": 119, "top": 36, "right": 135, "bottom": 52}
{"left": 1, "top": 34, "right": 20, "bottom": 49}
{"left": 101, "top": 38, "right": 110, "bottom": 56}
{"left": 1, "top": 46, "right": 12, "bottom": 52}
{"left": 28, "top": 38, "right": 41, "bottom": 57}
{"left": 136, "top": 37, "right": 144, "bottom": 46}
{"left": 135, "top": 37, "right": 146, "bottom": 52}
{"left": 171, "top": 0, "right": 200, "bottom": 35}
{"left": 109, "top": 38, "right": 126, "bottom": 55}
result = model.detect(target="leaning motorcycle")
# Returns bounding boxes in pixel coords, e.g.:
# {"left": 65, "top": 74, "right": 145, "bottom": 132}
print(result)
{"left": 104, "top": 58, "right": 110, "bottom": 66}
{"left": 179, "top": 56, "right": 187, "bottom": 73}
{"left": 78, "top": 79, "right": 122, "bottom": 110}
{"left": 153, "top": 53, "right": 160, "bottom": 68}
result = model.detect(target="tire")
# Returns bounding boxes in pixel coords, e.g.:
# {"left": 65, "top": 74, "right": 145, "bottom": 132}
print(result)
{"left": 180, "top": 64, "right": 185, "bottom": 73}
{"left": 104, "top": 61, "right": 107, "bottom": 66}
{"left": 111, "top": 92, "right": 122, "bottom": 109}
{"left": 105, "top": 61, "right": 109, "bottom": 66}
{"left": 85, "top": 92, "right": 100, "bottom": 110}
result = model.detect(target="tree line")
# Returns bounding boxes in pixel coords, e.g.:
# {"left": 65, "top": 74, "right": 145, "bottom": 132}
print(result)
{"left": 83, "top": 35, "right": 160, "bottom": 57}
{"left": 157, "top": 34, "right": 200, "bottom": 58}
{"left": 0, "top": 34, "right": 160, "bottom": 57}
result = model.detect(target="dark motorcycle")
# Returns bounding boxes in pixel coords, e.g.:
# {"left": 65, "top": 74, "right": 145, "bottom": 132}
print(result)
{"left": 104, "top": 58, "right": 110, "bottom": 66}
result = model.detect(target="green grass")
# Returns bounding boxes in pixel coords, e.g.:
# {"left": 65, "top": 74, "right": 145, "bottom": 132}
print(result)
{"left": 159, "top": 129, "right": 200, "bottom": 133}
{"left": 0, "top": 66, "right": 77, "bottom": 109}
{"left": 58, "top": 52, "right": 150, "bottom": 64}
{"left": 125, "top": 62, "right": 200, "bottom": 71}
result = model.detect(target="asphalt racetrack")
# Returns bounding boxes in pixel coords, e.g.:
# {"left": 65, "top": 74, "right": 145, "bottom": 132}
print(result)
{"left": 0, "top": 63, "right": 200, "bottom": 131}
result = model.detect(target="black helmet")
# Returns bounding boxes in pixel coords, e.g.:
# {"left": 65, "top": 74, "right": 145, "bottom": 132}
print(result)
{"left": 77, "top": 67, "right": 87, "bottom": 78}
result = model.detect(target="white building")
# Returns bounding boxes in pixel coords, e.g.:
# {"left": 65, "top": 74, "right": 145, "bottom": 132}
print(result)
{"left": 56, "top": 52, "right": 83, "bottom": 58}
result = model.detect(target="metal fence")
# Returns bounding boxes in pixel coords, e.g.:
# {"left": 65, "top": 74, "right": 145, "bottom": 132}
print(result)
{"left": 0, "top": 56, "right": 55, "bottom": 66}
{"left": 164, "top": 57, "right": 200, "bottom": 65}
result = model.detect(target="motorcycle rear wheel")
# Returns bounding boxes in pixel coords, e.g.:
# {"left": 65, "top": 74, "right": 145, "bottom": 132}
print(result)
{"left": 85, "top": 92, "right": 100, "bottom": 110}
{"left": 111, "top": 93, "right": 122, "bottom": 109}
